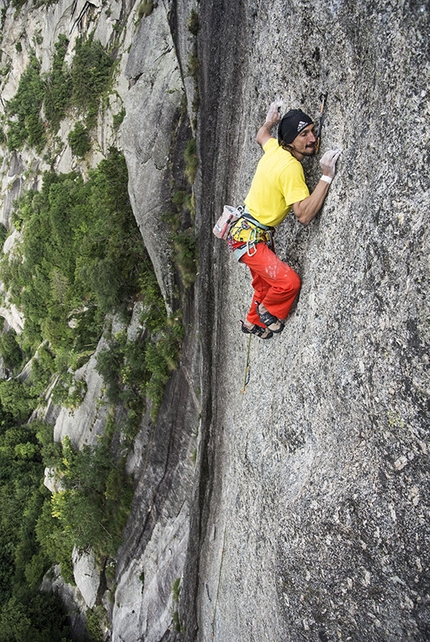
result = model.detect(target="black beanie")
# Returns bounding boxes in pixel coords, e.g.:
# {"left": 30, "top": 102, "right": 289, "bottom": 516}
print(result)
{"left": 278, "top": 109, "right": 314, "bottom": 145}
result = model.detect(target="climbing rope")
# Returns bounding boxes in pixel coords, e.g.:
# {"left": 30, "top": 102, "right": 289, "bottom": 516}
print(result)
{"left": 242, "top": 333, "right": 252, "bottom": 393}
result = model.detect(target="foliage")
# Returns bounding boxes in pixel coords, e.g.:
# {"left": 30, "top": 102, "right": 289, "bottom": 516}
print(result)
{"left": 46, "top": 434, "right": 134, "bottom": 559}
{"left": 43, "top": 35, "right": 72, "bottom": 132}
{"left": 0, "top": 408, "right": 71, "bottom": 640}
{"left": 6, "top": 53, "right": 46, "bottom": 152}
{"left": 0, "top": 327, "right": 23, "bottom": 374}
{"left": 0, "top": 223, "right": 7, "bottom": 246}
{"left": 173, "top": 228, "right": 197, "bottom": 288}
{"left": 184, "top": 138, "right": 198, "bottom": 184}
{"left": 68, "top": 121, "right": 91, "bottom": 157}
{"left": 0, "top": 593, "right": 70, "bottom": 642}
{"left": 85, "top": 606, "right": 105, "bottom": 642}
{"left": 2, "top": 148, "right": 147, "bottom": 364}
{"left": 5, "top": 33, "right": 115, "bottom": 151}
{"left": 0, "top": 380, "right": 38, "bottom": 422}
{"left": 143, "top": 313, "right": 184, "bottom": 420}
{"left": 187, "top": 53, "right": 200, "bottom": 82}
{"left": 172, "top": 577, "right": 181, "bottom": 601}
{"left": 96, "top": 286, "right": 184, "bottom": 424}
{"left": 164, "top": 137, "right": 198, "bottom": 289}
{"left": 188, "top": 9, "right": 200, "bottom": 35}
{"left": 35, "top": 498, "right": 74, "bottom": 584}
{"left": 70, "top": 35, "right": 114, "bottom": 126}
{"left": 96, "top": 330, "right": 146, "bottom": 409}
{"left": 137, "top": 1, "right": 154, "bottom": 20}
{"left": 33, "top": 416, "right": 134, "bottom": 579}
{"left": 112, "top": 107, "right": 126, "bottom": 131}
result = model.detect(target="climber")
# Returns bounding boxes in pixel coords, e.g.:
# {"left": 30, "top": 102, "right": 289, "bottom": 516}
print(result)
{"left": 229, "top": 102, "right": 341, "bottom": 339}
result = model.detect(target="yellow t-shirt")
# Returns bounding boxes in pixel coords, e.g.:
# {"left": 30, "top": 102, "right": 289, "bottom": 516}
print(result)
{"left": 244, "top": 137, "right": 310, "bottom": 227}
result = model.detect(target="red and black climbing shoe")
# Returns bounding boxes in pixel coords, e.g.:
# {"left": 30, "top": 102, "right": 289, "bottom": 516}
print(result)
{"left": 256, "top": 303, "right": 284, "bottom": 333}
{"left": 240, "top": 320, "right": 273, "bottom": 340}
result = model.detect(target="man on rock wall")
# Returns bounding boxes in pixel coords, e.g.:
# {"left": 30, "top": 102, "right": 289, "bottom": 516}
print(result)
{"left": 228, "top": 102, "right": 341, "bottom": 339}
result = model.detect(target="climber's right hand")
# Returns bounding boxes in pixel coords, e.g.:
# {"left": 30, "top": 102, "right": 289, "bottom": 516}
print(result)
{"left": 320, "top": 149, "right": 341, "bottom": 178}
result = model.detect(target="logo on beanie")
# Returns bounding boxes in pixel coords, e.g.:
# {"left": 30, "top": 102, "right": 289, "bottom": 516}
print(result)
{"left": 297, "top": 120, "right": 308, "bottom": 132}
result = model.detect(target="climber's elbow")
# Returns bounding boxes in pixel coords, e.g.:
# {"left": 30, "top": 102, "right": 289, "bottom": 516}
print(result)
{"left": 293, "top": 200, "right": 316, "bottom": 226}
{"left": 256, "top": 125, "right": 272, "bottom": 148}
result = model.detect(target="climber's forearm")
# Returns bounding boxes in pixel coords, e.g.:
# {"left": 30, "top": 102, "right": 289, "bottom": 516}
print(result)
{"left": 293, "top": 178, "right": 331, "bottom": 225}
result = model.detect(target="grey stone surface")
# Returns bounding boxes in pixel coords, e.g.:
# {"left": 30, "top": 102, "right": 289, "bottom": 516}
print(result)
{"left": 121, "top": 0, "right": 184, "bottom": 311}
{"left": 72, "top": 548, "right": 101, "bottom": 610}
{"left": 0, "top": 0, "right": 429, "bottom": 641}
{"left": 112, "top": 304, "right": 201, "bottom": 641}
{"left": 51, "top": 339, "right": 110, "bottom": 449}
{"left": 182, "top": 1, "right": 430, "bottom": 641}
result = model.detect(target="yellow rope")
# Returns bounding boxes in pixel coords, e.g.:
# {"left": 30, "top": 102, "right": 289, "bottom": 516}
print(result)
{"left": 242, "top": 333, "right": 252, "bottom": 393}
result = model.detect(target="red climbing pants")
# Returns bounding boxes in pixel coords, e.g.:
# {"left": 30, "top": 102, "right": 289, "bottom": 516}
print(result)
{"left": 240, "top": 242, "right": 301, "bottom": 327}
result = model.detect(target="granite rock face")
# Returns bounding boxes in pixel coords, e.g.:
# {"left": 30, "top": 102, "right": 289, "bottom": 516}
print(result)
{"left": 0, "top": 0, "right": 429, "bottom": 640}
{"left": 121, "top": 1, "right": 185, "bottom": 310}
{"left": 181, "top": 1, "right": 430, "bottom": 641}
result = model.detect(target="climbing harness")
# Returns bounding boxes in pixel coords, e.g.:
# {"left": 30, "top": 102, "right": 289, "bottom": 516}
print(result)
{"left": 242, "top": 333, "right": 252, "bottom": 393}
{"left": 213, "top": 204, "right": 274, "bottom": 260}
{"left": 315, "top": 92, "right": 328, "bottom": 154}
{"left": 229, "top": 216, "right": 272, "bottom": 251}
{"left": 227, "top": 208, "right": 274, "bottom": 261}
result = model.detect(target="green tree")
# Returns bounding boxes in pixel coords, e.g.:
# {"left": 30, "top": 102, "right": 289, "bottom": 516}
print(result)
{"left": 0, "top": 381, "right": 37, "bottom": 423}
{"left": 6, "top": 54, "right": 46, "bottom": 152}
{"left": 0, "top": 593, "right": 71, "bottom": 642}
{"left": 68, "top": 122, "right": 91, "bottom": 157}
{"left": 0, "top": 329, "right": 23, "bottom": 373}
{"left": 35, "top": 498, "right": 74, "bottom": 584}
{"left": 70, "top": 35, "right": 114, "bottom": 125}
{"left": 0, "top": 597, "right": 32, "bottom": 642}
{"left": 43, "top": 35, "right": 72, "bottom": 132}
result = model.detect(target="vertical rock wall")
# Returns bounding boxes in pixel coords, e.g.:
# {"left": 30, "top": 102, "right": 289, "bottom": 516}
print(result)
{"left": 121, "top": 0, "right": 184, "bottom": 310}
{"left": 184, "top": 1, "right": 430, "bottom": 641}
{"left": 0, "top": 0, "right": 429, "bottom": 639}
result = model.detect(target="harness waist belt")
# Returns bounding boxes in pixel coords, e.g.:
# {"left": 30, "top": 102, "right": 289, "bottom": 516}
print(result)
{"left": 241, "top": 209, "right": 273, "bottom": 231}
{"left": 228, "top": 207, "right": 274, "bottom": 261}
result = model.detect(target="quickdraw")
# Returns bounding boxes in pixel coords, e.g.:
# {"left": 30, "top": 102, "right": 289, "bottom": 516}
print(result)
{"left": 315, "top": 92, "right": 327, "bottom": 154}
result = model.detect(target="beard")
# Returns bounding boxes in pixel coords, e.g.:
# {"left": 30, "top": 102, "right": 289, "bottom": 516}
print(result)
{"left": 302, "top": 145, "right": 316, "bottom": 157}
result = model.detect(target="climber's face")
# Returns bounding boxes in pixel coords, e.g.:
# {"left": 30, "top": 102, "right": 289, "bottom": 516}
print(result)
{"left": 289, "top": 124, "right": 317, "bottom": 159}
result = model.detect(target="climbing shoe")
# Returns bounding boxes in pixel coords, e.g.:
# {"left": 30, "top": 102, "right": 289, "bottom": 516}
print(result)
{"left": 240, "top": 320, "right": 273, "bottom": 340}
{"left": 256, "top": 303, "right": 284, "bottom": 333}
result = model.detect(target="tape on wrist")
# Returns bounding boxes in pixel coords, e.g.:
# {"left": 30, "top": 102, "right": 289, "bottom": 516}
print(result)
{"left": 320, "top": 175, "right": 332, "bottom": 184}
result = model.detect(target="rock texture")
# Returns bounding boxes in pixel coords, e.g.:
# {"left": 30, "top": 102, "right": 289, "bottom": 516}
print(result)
{"left": 49, "top": 340, "right": 110, "bottom": 449}
{"left": 121, "top": 0, "right": 191, "bottom": 310}
{"left": 0, "top": 0, "right": 429, "bottom": 640}
{"left": 112, "top": 299, "right": 200, "bottom": 641}
{"left": 181, "top": 1, "right": 430, "bottom": 641}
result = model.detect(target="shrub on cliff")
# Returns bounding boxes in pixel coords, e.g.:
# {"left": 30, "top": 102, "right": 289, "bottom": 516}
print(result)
{"left": 6, "top": 33, "right": 115, "bottom": 152}
{"left": 70, "top": 35, "right": 114, "bottom": 127}
{"left": 67, "top": 121, "right": 91, "bottom": 157}
{"left": 6, "top": 53, "right": 46, "bottom": 153}
{"left": 43, "top": 35, "right": 72, "bottom": 132}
